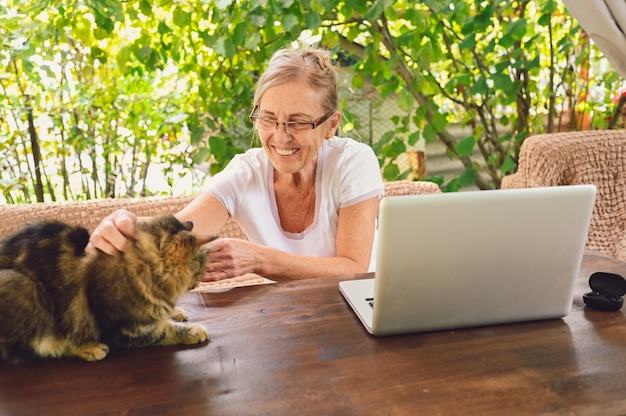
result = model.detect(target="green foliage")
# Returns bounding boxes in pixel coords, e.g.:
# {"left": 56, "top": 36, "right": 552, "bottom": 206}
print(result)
{"left": 0, "top": 0, "right": 622, "bottom": 201}
{"left": 330, "top": 0, "right": 621, "bottom": 190}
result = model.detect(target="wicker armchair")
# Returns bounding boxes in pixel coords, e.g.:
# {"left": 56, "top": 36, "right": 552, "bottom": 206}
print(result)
{"left": 0, "top": 180, "right": 441, "bottom": 241}
{"left": 0, "top": 195, "right": 248, "bottom": 241}
{"left": 501, "top": 130, "right": 626, "bottom": 260}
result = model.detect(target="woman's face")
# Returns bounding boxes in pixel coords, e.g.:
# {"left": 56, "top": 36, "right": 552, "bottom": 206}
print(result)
{"left": 255, "top": 80, "right": 339, "bottom": 176}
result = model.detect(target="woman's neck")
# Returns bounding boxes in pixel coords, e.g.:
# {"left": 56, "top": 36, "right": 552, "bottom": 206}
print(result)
{"left": 274, "top": 160, "right": 317, "bottom": 190}
{"left": 273, "top": 168, "right": 317, "bottom": 233}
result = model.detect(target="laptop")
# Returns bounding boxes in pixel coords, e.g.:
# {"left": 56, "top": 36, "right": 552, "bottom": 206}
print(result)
{"left": 339, "top": 184, "right": 597, "bottom": 336}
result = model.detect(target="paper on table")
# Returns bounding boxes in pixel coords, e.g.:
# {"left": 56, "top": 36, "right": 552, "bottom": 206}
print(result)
{"left": 190, "top": 273, "right": 275, "bottom": 292}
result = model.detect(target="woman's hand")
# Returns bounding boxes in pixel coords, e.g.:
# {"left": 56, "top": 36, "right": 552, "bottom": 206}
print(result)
{"left": 203, "top": 238, "right": 261, "bottom": 281}
{"left": 87, "top": 209, "right": 138, "bottom": 255}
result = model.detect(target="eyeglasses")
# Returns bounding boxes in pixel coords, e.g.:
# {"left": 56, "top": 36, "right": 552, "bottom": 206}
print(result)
{"left": 249, "top": 107, "right": 335, "bottom": 134}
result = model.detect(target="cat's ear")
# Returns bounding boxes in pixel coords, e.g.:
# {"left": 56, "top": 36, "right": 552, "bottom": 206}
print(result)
{"left": 182, "top": 221, "right": 194, "bottom": 231}
{"left": 67, "top": 227, "right": 91, "bottom": 255}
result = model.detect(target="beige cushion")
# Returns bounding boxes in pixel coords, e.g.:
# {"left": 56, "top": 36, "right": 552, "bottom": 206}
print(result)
{"left": 502, "top": 130, "right": 626, "bottom": 260}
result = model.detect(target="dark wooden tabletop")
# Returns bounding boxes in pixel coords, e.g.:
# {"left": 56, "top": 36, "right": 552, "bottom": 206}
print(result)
{"left": 1, "top": 251, "right": 626, "bottom": 416}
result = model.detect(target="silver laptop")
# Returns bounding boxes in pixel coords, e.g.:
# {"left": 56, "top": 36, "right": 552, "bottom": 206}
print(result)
{"left": 339, "top": 184, "right": 597, "bottom": 336}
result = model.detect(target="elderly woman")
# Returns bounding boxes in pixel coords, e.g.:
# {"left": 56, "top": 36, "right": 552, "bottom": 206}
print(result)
{"left": 89, "top": 44, "right": 384, "bottom": 281}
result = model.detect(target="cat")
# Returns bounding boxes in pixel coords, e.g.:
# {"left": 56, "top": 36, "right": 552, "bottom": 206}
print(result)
{"left": 0, "top": 214, "right": 216, "bottom": 363}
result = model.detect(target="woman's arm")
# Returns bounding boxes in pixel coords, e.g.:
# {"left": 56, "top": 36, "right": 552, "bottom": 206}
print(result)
{"left": 174, "top": 192, "right": 231, "bottom": 236}
{"left": 88, "top": 193, "right": 230, "bottom": 255}
{"left": 203, "top": 196, "right": 380, "bottom": 280}
{"left": 91, "top": 192, "right": 380, "bottom": 281}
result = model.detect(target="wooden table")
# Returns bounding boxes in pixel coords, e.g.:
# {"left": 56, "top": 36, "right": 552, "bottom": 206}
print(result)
{"left": 2, "top": 251, "right": 626, "bottom": 415}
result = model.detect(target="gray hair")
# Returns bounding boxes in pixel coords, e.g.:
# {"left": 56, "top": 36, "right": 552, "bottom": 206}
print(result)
{"left": 252, "top": 44, "right": 339, "bottom": 114}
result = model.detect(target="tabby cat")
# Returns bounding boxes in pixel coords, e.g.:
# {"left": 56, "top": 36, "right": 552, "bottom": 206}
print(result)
{"left": 0, "top": 214, "right": 216, "bottom": 363}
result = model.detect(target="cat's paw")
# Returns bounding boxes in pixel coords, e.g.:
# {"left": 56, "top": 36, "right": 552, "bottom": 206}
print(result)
{"left": 72, "top": 342, "right": 109, "bottom": 362}
{"left": 182, "top": 324, "right": 209, "bottom": 344}
{"left": 170, "top": 306, "right": 188, "bottom": 322}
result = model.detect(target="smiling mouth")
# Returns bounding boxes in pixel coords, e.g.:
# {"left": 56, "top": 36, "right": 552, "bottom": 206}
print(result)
{"left": 274, "top": 147, "right": 299, "bottom": 156}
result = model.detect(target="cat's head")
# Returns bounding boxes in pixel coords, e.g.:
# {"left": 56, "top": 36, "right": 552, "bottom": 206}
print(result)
{"left": 134, "top": 215, "right": 218, "bottom": 293}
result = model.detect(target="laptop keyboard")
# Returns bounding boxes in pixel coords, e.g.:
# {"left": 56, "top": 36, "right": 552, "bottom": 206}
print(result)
{"left": 366, "top": 297, "right": 374, "bottom": 308}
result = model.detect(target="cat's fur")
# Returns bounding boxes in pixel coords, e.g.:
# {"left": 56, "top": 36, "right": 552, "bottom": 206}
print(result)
{"left": 0, "top": 214, "right": 216, "bottom": 363}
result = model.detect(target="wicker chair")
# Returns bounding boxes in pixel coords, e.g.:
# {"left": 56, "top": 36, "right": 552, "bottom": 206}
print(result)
{"left": 0, "top": 180, "right": 441, "bottom": 241}
{"left": 501, "top": 129, "right": 626, "bottom": 260}
{"left": 382, "top": 180, "right": 441, "bottom": 197}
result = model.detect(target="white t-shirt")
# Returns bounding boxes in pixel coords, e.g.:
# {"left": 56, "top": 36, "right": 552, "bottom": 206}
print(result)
{"left": 203, "top": 136, "right": 384, "bottom": 269}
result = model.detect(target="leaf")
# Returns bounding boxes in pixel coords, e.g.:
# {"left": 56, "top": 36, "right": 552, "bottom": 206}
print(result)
{"left": 282, "top": 13, "right": 299, "bottom": 33}
{"left": 116, "top": 45, "right": 132, "bottom": 70}
{"left": 209, "top": 136, "right": 228, "bottom": 158}
{"left": 193, "top": 147, "right": 212, "bottom": 165}
{"left": 364, "top": 2, "right": 384, "bottom": 21}
{"left": 352, "top": 73, "right": 364, "bottom": 89}
{"left": 430, "top": 112, "right": 448, "bottom": 133}
{"left": 491, "top": 72, "right": 513, "bottom": 93}
{"left": 232, "top": 22, "right": 247, "bottom": 46}
{"left": 498, "top": 33, "right": 514, "bottom": 48}
{"left": 500, "top": 154, "right": 517, "bottom": 174}
{"left": 379, "top": 130, "right": 396, "bottom": 146}
{"left": 506, "top": 18, "right": 527, "bottom": 41}
{"left": 459, "top": 35, "right": 476, "bottom": 50}
{"left": 379, "top": 80, "right": 396, "bottom": 97}
{"left": 213, "top": 36, "right": 228, "bottom": 56}
{"left": 474, "top": 3, "right": 494, "bottom": 30}
{"left": 396, "top": 89, "right": 414, "bottom": 111}
{"left": 138, "top": 45, "right": 152, "bottom": 59}
{"left": 93, "top": 27, "right": 109, "bottom": 40}
{"left": 305, "top": 12, "right": 321, "bottom": 29}
{"left": 216, "top": 0, "right": 233, "bottom": 10}
{"left": 469, "top": 75, "right": 488, "bottom": 96}
{"left": 173, "top": 7, "right": 191, "bottom": 27}
{"left": 421, "top": 0, "right": 448, "bottom": 13}
{"left": 165, "top": 113, "right": 188, "bottom": 124}
{"left": 158, "top": 22, "right": 171, "bottom": 35}
{"left": 191, "top": 126, "right": 208, "bottom": 145}
{"left": 537, "top": 13, "right": 551, "bottom": 27}
{"left": 93, "top": 11, "right": 114, "bottom": 34}
{"left": 384, "top": 139, "right": 406, "bottom": 158}
{"left": 422, "top": 123, "right": 438, "bottom": 142}
{"left": 455, "top": 135, "right": 475, "bottom": 156}
{"left": 139, "top": 0, "right": 152, "bottom": 16}
{"left": 90, "top": 47, "right": 107, "bottom": 63}
{"left": 383, "top": 162, "right": 400, "bottom": 181}
{"left": 541, "top": 0, "right": 559, "bottom": 14}
{"left": 407, "top": 131, "right": 422, "bottom": 147}
{"left": 444, "top": 169, "right": 476, "bottom": 192}
{"left": 244, "top": 32, "right": 261, "bottom": 50}
{"left": 223, "top": 38, "right": 236, "bottom": 58}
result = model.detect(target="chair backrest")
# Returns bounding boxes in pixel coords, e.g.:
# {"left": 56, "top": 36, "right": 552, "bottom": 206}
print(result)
{"left": 383, "top": 180, "right": 441, "bottom": 197}
{"left": 0, "top": 195, "right": 247, "bottom": 240}
{"left": 0, "top": 195, "right": 195, "bottom": 240}
{"left": 0, "top": 180, "right": 441, "bottom": 242}
{"left": 501, "top": 129, "right": 626, "bottom": 259}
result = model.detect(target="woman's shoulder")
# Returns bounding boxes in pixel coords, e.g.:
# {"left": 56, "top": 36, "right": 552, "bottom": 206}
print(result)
{"left": 324, "top": 136, "right": 375, "bottom": 156}
{"left": 321, "top": 136, "right": 382, "bottom": 184}
{"left": 325, "top": 136, "right": 368, "bottom": 148}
